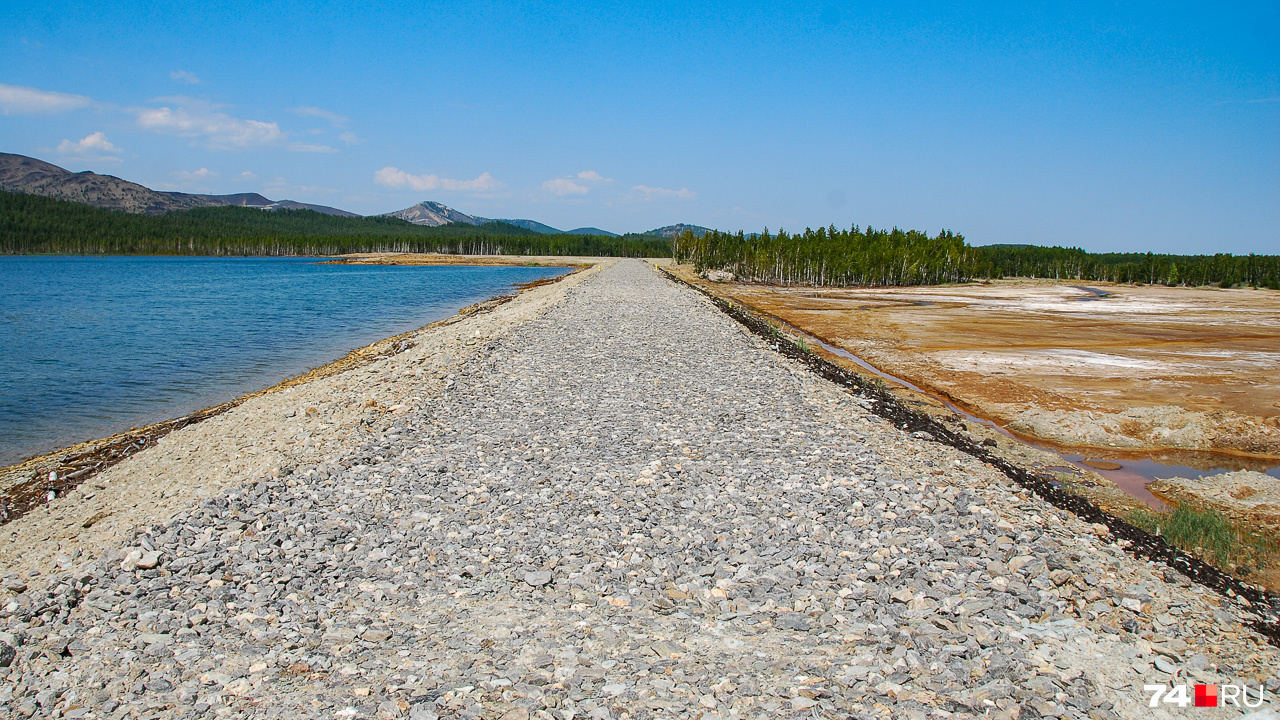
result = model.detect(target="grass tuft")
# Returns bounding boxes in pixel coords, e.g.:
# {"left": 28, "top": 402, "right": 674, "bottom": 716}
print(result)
{"left": 1128, "top": 503, "right": 1278, "bottom": 578}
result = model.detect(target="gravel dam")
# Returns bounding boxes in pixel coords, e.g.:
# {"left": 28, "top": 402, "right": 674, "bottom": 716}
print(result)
{"left": 0, "top": 259, "right": 1276, "bottom": 719}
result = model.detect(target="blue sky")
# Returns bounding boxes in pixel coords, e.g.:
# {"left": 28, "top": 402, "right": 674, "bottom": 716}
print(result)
{"left": 1, "top": 1, "right": 1276, "bottom": 251}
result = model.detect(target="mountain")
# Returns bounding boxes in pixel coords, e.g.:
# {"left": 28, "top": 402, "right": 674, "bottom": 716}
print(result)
{"left": 196, "top": 192, "right": 274, "bottom": 207}
{"left": 254, "top": 199, "right": 358, "bottom": 217}
{"left": 1, "top": 152, "right": 215, "bottom": 215}
{"left": 385, "top": 201, "right": 618, "bottom": 236}
{"left": 644, "top": 223, "right": 714, "bottom": 238}
{"left": 383, "top": 200, "right": 482, "bottom": 226}
{"left": 0, "top": 152, "right": 357, "bottom": 217}
{"left": 385, "top": 203, "right": 577, "bottom": 235}
{"left": 567, "top": 227, "right": 619, "bottom": 237}
{"left": 191, "top": 193, "right": 356, "bottom": 217}
{"left": 488, "top": 218, "right": 562, "bottom": 234}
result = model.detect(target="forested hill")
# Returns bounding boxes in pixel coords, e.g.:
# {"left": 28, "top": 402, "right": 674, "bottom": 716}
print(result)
{"left": 7, "top": 190, "right": 1276, "bottom": 283}
{"left": 673, "top": 225, "right": 1280, "bottom": 288}
{"left": 0, "top": 191, "right": 672, "bottom": 258}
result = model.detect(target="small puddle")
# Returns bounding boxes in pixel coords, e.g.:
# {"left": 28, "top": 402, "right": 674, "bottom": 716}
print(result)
{"left": 1071, "top": 285, "right": 1113, "bottom": 301}
{"left": 798, "top": 330, "right": 1279, "bottom": 509}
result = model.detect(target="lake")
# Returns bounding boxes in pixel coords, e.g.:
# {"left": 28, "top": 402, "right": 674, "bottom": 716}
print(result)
{"left": 0, "top": 256, "right": 569, "bottom": 466}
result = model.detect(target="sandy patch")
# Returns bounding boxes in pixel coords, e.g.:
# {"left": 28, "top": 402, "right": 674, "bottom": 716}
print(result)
{"left": 323, "top": 252, "right": 596, "bottom": 267}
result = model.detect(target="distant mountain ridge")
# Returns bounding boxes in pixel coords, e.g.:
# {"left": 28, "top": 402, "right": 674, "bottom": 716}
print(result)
{"left": 566, "top": 227, "right": 619, "bottom": 237}
{"left": 492, "top": 218, "right": 562, "bottom": 234}
{"left": 384, "top": 200, "right": 704, "bottom": 237}
{"left": 383, "top": 201, "right": 568, "bottom": 235}
{"left": 645, "top": 223, "right": 713, "bottom": 238}
{"left": 0, "top": 153, "right": 356, "bottom": 217}
{"left": 381, "top": 200, "right": 481, "bottom": 226}
{"left": 3, "top": 153, "right": 709, "bottom": 235}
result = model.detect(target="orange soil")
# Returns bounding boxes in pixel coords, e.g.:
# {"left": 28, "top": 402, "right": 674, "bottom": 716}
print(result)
{"left": 683, "top": 272, "right": 1280, "bottom": 459}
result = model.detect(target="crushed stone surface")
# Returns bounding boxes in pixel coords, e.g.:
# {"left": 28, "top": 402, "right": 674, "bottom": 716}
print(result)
{"left": 0, "top": 259, "right": 1276, "bottom": 719}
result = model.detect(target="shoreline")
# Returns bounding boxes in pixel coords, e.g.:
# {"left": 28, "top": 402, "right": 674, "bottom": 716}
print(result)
{"left": 0, "top": 254, "right": 609, "bottom": 585}
{"left": 657, "top": 261, "right": 1280, "bottom": 615}
{"left": 0, "top": 257, "right": 591, "bottom": 526}
{"left": 3, "top": 259, "right": 1279, "bottom": 717}
{"left": 319, "top": 251, "right": 597, "bottom": 268}
{"left": 659, "top": 261, "right": 1280, "bottom": 596}
{"left": 664, "top": 263, "right": 1280, "bottom": 466}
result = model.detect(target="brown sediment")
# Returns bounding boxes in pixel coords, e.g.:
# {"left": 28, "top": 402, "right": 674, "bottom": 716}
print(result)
{"left": 667, "top": 266, "right": 1280, "bottom": 461}
{"left": 0, "top": 260, "right": 585, "bottom": 524}
{"left": 656, "top": 262, "right": 1280, "bottom": 639}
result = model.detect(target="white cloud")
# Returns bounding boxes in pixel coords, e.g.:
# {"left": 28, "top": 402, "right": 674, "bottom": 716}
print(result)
{"left": 288, "top": 142, "right": 339, "bottom": 154}
{"left": 56, "top": 132, "right": 122, "bottom": 160}
{"left": 542, "top": 178, "right": 590, "bottom": 196}
{"left": 577, "top": 170, "right": 612, "bottom": 183}
{"left": 236, "top": 171, "right": 258, "bottom": 181}
{"left": 374, "top": 166, "right": 501, "bottom": 193}
{"left": 170, "top": 70, "right": 201, "bottom": 85}
{"left": 135, "top": 100, "right": 285, "bottom": 149}
{"left": 292, "top": 106, "right": 348, "bottom": 126}
{"left": 631, "top": 184, "right": 696, "bottom": 201}
{"left": 173, "top": 168, "right": 219, "bottom": 184}
{"left": 338, "top": 131, "right": 363, "bottom": 145}
{"left": 0, "top": 83, "right": 92, "bottom": 114}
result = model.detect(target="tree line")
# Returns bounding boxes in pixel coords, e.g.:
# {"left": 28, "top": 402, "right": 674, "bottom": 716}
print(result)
{"left": 8, "top": 192, "right": 1277, "bottom": 286}
{"left": 0, "top": 192, "right": 672, "bottom": 258}
{"left": 673, "top": 226, "right": 1280, "bottom": 288}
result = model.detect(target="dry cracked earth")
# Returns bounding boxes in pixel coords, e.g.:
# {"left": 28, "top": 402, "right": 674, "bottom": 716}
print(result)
{"left": 1, "top": 260, "right": 1277, "bottom": 719}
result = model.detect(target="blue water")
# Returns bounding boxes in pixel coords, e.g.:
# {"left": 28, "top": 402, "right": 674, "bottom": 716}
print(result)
{"left": 0, "top": 256, "right": 569, "bottom": 466}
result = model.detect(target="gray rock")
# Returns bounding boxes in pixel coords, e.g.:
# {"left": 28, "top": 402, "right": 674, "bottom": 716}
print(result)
{"left": 523, "top": 570, "right": 553, "bottom": 587}
{"left": 2, "top": 260, "right": 1275, "bottom": 717}
{"left": 775, "top": 613, "right": 811, "bottom": 631}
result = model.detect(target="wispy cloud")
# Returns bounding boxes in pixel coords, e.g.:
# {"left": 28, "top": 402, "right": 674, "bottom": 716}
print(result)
{"left": 170, "top": 70, "right": 201, "bottom": 85}
{"left": 1247, "top": 97, "right": 1280, "bottom": 104}
{"left": 235, "top": 171, "right": 258, "bottom": 181}
{"left": 170, "top": 167, "right": 219, "bottom": 192}
{"left": 630, "top": 184, "right": 695, "bottom": 201}
{"left": 338, "top": 131, "right": 363, "bottom": 145}
{"left": 292, "top": 105, "right": 348, "bottom": 126}
{"left": 0, "top": 83, "right": 92, "bottom": 114}
{"left": 288, "top": 142, "right": 339, "bottom": 154}
{"left": 577, "top": 169, "right": 613, "bottom": 183}
{"left": 265, "top": 176, "right": 338, "bottom": 196}
{"left": 375, "top": 166, "right": 501, "bottom": 193}
{"left": 56, "top": 132, "right": 122, "bottom": 162}
{"left": 542, "top": 178, "right": 590, "bottom": 196}
{"left": 135, "top": 99, "right": 285, "bottom": 149}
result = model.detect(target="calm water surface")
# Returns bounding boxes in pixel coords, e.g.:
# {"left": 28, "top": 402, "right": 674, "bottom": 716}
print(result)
{"left": 0, "top": 256, "right": 569, "bottom": 466}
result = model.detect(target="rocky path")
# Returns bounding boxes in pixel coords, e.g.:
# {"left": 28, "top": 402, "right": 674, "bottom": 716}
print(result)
{"left": 1, "top": 259, "right": 1277, "bottom": 719}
